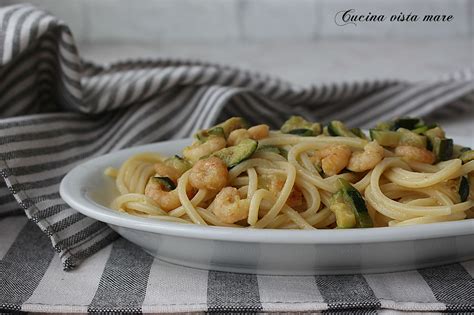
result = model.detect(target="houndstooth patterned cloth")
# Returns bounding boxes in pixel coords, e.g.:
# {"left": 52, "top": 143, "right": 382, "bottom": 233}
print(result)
{"left": 1, "top": 4, "right": 473, "bottom": 313}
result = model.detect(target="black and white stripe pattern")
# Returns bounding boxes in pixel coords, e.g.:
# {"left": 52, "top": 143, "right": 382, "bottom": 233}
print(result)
{"left": 0, "top": 3, "right": 473, "bottom": 272}
{"left": 1, "top": 216, "right": 473, "bottom": 313}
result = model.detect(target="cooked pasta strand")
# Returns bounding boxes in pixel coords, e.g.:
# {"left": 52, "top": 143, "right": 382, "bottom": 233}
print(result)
{"left": 106, "top": 119, "right": 473, "bottom": 230}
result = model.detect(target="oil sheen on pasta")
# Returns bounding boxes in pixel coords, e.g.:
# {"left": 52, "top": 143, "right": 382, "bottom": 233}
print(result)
{"left": 105, "top": 116, "right": 474, "bottom": 229}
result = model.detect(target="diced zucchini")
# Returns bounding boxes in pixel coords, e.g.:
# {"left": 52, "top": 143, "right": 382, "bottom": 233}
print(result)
{"left": 375, "top": 121, "right": 395, "bottom": 131}
{"left": 288, "top": 128, "right": 314, "bottom": 137}
{"left": 209, "top": 127, "right": 225, "bottom": 137}
{"left": 460, "top": 150, "right": 474, "bottom": 164}
{"left": 431, "top": 137, "right": 453, "bottom": 162}
{"left": 152, "top": 176, "right": 176, "bottom": 191}
{"left": 312, "top": 123, "right": 322, "bottom": 135}
{"left": 351, "top": 128, "right": 368, "bottom": 139}
{"left": 281, "top": 116, "right": 305, "bottom": 133}
{"left": 424, "top": 126, "right": 451, "bottom": 161}
{"left": 196, "top": 117, "right": 249, "bottom": 140}
{"left": 412, "top": 125, "right": 429, "bottom": 134}
{"left": 330, "top": 191, "right": 356, "bottom": 228}
{"left": 337, "top": 178, "right": 373, "bottom": 228}
{"left": 394, "top": 117, "right": 423, "bottom": 130}
{"left": 216, "top": 117, "right": 249, "bottom": 137}
{"left": 213, "top": 139, "right": 258, "bottom": 168}
{"left": 164, "top": 155, "right": 192, "bottom": 174}
{"left": 376, "top": 117, "right": 424, "bottom": 132}
{"left": 398, "top": 128, "right": 427, "bottom": 148}
{"left": 458, "top": 176, "right": 470, "bottom": 202}
{"left": 370, "top": 129, "right": 400, "bottom": 147}
{"left": 327, "top": 120, "right": 356, "bottom": 137}
{"left": 195, "top": 127, "right": 225, "bottom": 142}
{"left": 414, "top": 121, "right": 426, "bottom": 129}
{"left": 280, "top": 116, "right": 321, "bottom": 136}
{"left": 452, "top": 145, "right": 472, "bottom": 159}
{"left": 279, "top": 148, "right": 289, "bottom": 160}
{"left": 331, "top": 202, "right": 357, "bottom": 228}
{"left": 195, "top": 117, "right": 250, "bottom": 141}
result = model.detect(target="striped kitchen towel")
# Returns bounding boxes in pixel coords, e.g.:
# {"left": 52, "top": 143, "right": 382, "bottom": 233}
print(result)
{"left": 2, "top": 216, "right": 474, "bottom": 313}
{"left": 0, "top": 3, "right": 473, "bottom": 272}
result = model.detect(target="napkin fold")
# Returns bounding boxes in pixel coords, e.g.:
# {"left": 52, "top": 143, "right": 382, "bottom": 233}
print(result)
{"left": 0, "top": 4, "right": 473, "bottom": 271}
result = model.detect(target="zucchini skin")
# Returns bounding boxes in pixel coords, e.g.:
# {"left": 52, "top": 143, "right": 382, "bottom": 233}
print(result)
{"left": 164, "top": 155, "right": 192, "bottom": 174}
{"left": 351, "top": 128, "right": 368, "bottom": 139}
{"left": 337, "top": 179, "right": 373, "bottom": 228}
{"left": 280, "top": 116, "right": 321, "bottom": 136}
{"left": 376, "top": 117, "right": 427, "bottom": 133}
{"left": 217, "top": 117, "right": 249, "bottom": 137}
{"left": 327, "top": 121, "right": 356, "bottom": 137}
{"left": 195, "top": 117, "right": 249, "bottom": 141}
{"left": 431, "top": 137, "right": 453, "bottom": 162}
{"left": 412, "top": 125, "right": 429, "bottom": 134}
{"left": 375, "top": 121, "right": 395, "bottom": 131}
{"left": 370, "top": 129, "right": 400, "bottom": 147}
{"left": 195, "top": 126, "right": 226, "bottom": 142}
{"left": 452, "top": 145, "right": 471, "bottom": 158}
{"left": 288, "top": 128, "right": 314, "bottom": 136}
{"left": 213, "top": 139, "right": 258, "bottom": 168}
{"left": 344, "top": 189, "right": 373, "bottom": 228}
{"left": 394, "top": 117, "right": 422, "bottom": 130}
{"left": 459, "top": 176, "right": 470, "bottom": 202}
{"left": 152, "top": 176, "right": 176, "bottom": 191}
{"left": 460, "top": 150, "right": 474, "bottom": 164}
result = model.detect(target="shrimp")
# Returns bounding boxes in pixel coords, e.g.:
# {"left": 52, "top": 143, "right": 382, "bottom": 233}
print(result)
{"left": 248, "top": 124, "right": 269, "bottom": 140}
{"left": 227, "top": 129, "right": 250, "bottom": 146}
{"left": 145, "top": 179, "right": 180, "bottom": 211}
{"left": 394, "top": 145, "right": 435, "bottom": 164}
{"left": 262, "top": 174, "right": 304, "bottom": 208}
{"left": 309, "top": 151, "right": 321, "bottom": 165}
{"left": 315, "top": 144, "right": 352, "bottom": 176}
{"left": 286, "top": 186, "right": 304, "bottom": 208}
{"left": 209, "top": 187, "right": 250, "bottom": 223}
{"left": 228, "top": 124, "right": 270, "bottom": 146}
{"left": 347, "top": 141, "right": 384, "bottom": 172}
{"left": 153, "top": 162, "right": 182, "bottom": 182}
{"left": 183, "top": 137, "right": 226, "bottom": 162}
{"left": 189, "top": 156, "right": 228, "bottom": 191}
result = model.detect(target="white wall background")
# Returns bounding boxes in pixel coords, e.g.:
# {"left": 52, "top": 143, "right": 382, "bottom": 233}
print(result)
{"left": 1, "top": 0, "right": 473, "bottom": 135}
{"left": 2, "top": 0, "right": 473, "bottom": 44}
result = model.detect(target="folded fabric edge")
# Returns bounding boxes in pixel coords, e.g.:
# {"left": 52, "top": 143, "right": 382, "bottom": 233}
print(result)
{"left": 0, "top": 159, "right": 119, "bottom": 271}
{"left": 7, "top": 300, "right": 463, "bottom": 313}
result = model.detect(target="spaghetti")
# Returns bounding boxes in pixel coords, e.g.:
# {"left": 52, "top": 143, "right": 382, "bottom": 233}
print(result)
{"left": 106, "top": 116, "right": 474, "bottom": 229}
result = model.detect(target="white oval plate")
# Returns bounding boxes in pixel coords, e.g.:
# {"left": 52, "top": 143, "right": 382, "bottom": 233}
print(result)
{"left": 60, "top": 136, "right": 474, "bottom": 275}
